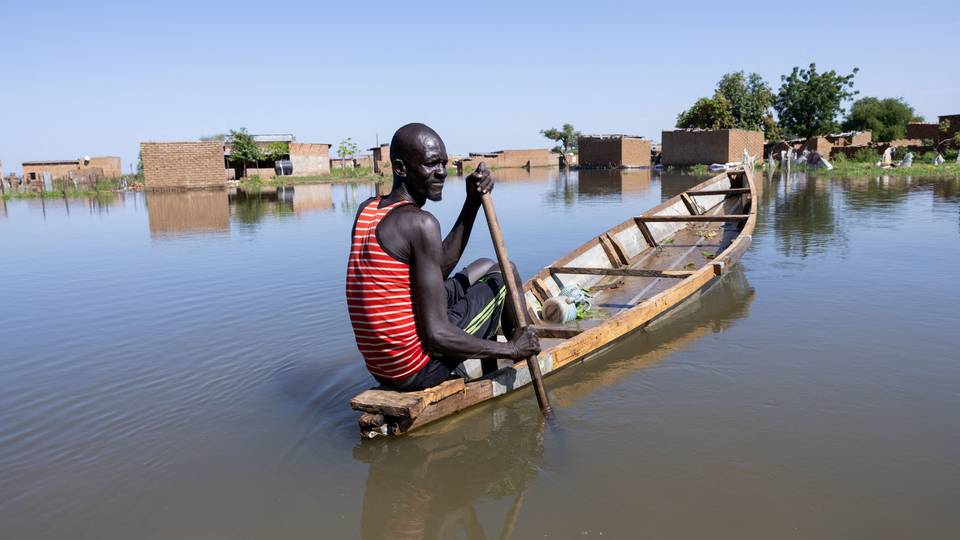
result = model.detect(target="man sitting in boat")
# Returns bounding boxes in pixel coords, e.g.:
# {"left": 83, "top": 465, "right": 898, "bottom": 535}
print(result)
{"left": 346, "top": 123, "right": 540, "bottom": 391}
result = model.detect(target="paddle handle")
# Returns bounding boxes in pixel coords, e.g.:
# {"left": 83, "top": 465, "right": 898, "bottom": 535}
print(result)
{"left": 480, "top": 192, "right": 553, "bottom": 417}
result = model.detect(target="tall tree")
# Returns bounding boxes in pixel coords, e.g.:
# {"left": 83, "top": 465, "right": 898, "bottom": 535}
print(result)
{"left": 676, "top": 71, "right": 778, "bottom": 139}
{"left": 774, "top": 63, "right": 859, "bottom": 138}
{"left": 676, "top": 96, "right": 734, "bottom": 130}
{"left": 842, "top": 97, "right": 922, "bottom": 142}
{"left": 229, "top": 128, "right": 262, "bottom": 178}
{"left": 716, "top": 71, "right": 775, "bottom": 131}
{"left": 540, "top": 124, "right": 580, "bottom": 154}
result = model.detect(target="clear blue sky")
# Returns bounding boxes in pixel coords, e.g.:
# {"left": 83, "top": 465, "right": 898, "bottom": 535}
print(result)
{"left": 1, "top": 0, "right": 957, "bottom": 175}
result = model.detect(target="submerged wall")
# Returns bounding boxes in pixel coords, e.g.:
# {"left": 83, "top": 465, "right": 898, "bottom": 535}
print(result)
{"left": 661, "top": 129, "right": 763, "bottom": 166}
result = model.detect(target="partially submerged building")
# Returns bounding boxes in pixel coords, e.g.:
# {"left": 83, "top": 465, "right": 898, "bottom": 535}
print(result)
{"left": 22, "top": 156, "right": 122, "bottom": 184}
{"left": 141, "top": 141, "right": 228, "bottom": 190}
{"left": 370, "top": 144, "right": 391, "bottom": 174}
{"left": 140, "top": 135, "right": 331, "bottom": 190}
{"left": 660, "top": 129, "right": 764, "bottom": 166}
{"left": 578, "top": 135, "right": 650, "bottom": 168}
{"left": 466, "top": 148, "right": 556, "bottom": 169}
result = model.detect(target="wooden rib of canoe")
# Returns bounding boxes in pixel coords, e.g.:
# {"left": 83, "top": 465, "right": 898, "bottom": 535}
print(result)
{"left": 351, "top": 165, "right": 760, "bottom": 438}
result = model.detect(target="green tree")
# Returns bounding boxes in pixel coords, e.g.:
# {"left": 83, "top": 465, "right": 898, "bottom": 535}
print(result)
{"left": 842, "top": 97, "right": 921, "bottom": 142}
{"left": 540, "top": 123, "right": 580, "bottom": 154}
{"left": 774, "top": 63, "right": 859, "bottom": 138}
{"left": 200, "top": 133, "right": 228, "bottom": 141}
{"left": 716, "top": 71, "right": 776, "bottom": 132}
{"left": 336, "top": 138, "right": 359, "bottom": 169}
{"left": 676, "top": 71, "right": 778, "bottom": 139}
{"left": 676, "top": 95, "right": 734, "bottom": 130}
{"left": 264, "top": 142, "right": 289, "bottom": 161}
{"left": 229, "top": 128, "right": 263, "bottom": 178}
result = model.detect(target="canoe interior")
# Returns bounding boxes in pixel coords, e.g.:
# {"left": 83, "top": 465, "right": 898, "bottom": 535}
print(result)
{"left": 351, "top": 167, "right": 758, "bottom": 437}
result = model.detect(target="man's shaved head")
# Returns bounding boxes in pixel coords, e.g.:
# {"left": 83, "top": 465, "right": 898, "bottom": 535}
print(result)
{"left": 390, "top": 123, "right": 449, "bottom": 204}
{"left": 390, "top": 123, "right": 443, "bottom": 165}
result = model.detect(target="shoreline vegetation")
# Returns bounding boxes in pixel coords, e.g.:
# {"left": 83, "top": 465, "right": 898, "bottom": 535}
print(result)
{"left": 2, "top": 165, "right": 479, "bottom": 200}
{"left": 6, "top": 162, "right": 959, "bottom": 200}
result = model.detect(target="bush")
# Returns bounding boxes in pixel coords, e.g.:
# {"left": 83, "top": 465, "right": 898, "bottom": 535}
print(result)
{"left": 851, "top": 147, "right": 878, "bottom": 163}
{"left": 831, "top": 152, "right": 847, "bottom": 163}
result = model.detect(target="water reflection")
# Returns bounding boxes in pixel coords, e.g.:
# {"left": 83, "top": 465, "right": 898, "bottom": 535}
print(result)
{"left": 292, "top": 184, "right": 333, "bottom": 214}
{"left": 355, "top": 406, "right": 544, "bottom": 540}
{"left": 659, "top": 171, "right": 712, "bottom": 200}
{"left": 352, "top": 268, "right": 754, "bottom": 539}
{"left": 770, "top": 173, "right": 842, "bottom": 258}
{"left": 147, "top": 191, "right": 229, "bottom": 238}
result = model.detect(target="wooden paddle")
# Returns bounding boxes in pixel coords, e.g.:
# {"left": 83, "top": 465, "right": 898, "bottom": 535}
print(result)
{"left": 480, "top": 191, "right": 553, "bottom": 417}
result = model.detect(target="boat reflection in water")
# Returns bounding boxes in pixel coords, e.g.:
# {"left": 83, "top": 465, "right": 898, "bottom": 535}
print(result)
{"left": 353, "top": 267, "right": 754, "bottom": 539}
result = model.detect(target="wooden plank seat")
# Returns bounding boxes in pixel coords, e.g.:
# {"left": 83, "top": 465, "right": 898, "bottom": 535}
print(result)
{"left": 549, "top": 266, "right": 694, "bottom": 278}
{"left": 350, "top": 378, "right": 466, "bottom": 420}
{"left": 687, "top": 188, "right": 751, "bottom": 196}
{"left": 634, "top": 215, "right": 749, "bottom": 222}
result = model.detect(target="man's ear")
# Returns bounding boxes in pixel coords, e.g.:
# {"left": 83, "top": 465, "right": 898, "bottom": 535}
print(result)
{"left": 392, "top": 159, "right": 406, "bottom": 177}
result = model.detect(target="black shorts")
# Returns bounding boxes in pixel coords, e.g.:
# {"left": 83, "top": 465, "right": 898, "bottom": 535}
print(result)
{"left": 376, "top": 271, "right": 506, "bottom": 391}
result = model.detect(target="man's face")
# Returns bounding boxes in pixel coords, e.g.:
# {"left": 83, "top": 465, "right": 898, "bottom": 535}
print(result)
{"left": 405, "top": 134, "right": 448, "bottom": 202}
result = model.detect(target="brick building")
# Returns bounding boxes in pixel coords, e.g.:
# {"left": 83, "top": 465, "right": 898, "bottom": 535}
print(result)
{"left": 660, "top": 129, "right": 764, "bottom": 166}
{"left": 22, "top": 156, "right": 122, "bottom": 183}
{"left": 467, "top": 148, "right": 556, "bottom": 169}
{"left": 142, "top": 137, "right": 332, "bottom": 189}
{"left": 288, "top": 143, "right": 331, "bottom": 176}
{"left": 141, "top": 141, "right": 227, "bottom": 190}
{"left": 578, "top": 135, "right": 651, "bottom": 168}
{"left": 370, "top": 144, "right": 391, "bottom": 174}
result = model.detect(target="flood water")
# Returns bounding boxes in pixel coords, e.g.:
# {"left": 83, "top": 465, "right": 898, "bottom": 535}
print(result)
{"left": 2, "top": 169, "right": 959, "bottom": 539}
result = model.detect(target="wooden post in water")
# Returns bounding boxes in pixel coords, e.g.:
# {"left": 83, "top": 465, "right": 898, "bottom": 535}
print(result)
{"left": 480, "top": 191, "right": 553, "bottom": 417}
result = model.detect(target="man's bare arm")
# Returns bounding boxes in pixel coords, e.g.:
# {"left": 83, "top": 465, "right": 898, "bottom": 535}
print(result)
{"left": 438, "top": 163, "right": 493, "bottom": 277}
{"left": 407, "top": 211, "right": 538, "bottom": 360}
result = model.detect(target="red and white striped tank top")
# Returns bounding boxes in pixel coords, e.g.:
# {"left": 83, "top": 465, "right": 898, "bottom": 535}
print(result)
{"left": 346, "top": 197, "right": 430, "bottom": 381}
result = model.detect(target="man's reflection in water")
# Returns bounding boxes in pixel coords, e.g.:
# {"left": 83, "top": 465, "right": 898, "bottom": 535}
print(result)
{"left": 354, "top": 404, "right": 544, "bottom": 540}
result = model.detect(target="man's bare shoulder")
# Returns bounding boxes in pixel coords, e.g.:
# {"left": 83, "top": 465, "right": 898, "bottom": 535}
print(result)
{"left": 383, "top": 204, "right": 441, "bottom": 237}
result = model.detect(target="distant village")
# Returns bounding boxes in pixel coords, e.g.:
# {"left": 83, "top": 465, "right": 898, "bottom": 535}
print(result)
{"left": 2, "top": 112, "right": 957, "bottom": 196}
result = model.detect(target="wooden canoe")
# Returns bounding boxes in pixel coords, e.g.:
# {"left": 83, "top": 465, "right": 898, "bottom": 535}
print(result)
{"left": 351, "top": 165, "right": 759, "bottom": 437}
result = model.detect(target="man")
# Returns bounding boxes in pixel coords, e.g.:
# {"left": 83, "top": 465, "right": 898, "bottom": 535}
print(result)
{"left": 346, "top": 123, "right": 540, "bottom": 391}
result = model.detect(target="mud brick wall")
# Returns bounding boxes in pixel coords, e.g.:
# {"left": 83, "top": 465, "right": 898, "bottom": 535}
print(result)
{"left": 469, "top": 149, "right": 557, "bottom": 168}
{"left": 141, "top": 141, "right": 226, "bottom": 190}
{"left": 803, "top": 136, "right": 834, "bottom": 156}
{"left": 88, "top": 156, "right": 122, "bottom": 178}
{"left": 907, "top": 122, "right": 941, "bottom": 141}
{"left": 661, "top": 129, "right": 763, "bottom": 166}
{"left": 22, "top": 162, "right": 78, "bottom": 180}
{"left": 371, "top": 145, "right": 391, "bottom": 174}
{"left": 289, "top": 143, "right": 330, "bottom": 176}
{"left": 579, "top": 136, "right": 650, "bottom": 168}
{"left": 620, "top": 138, "right": 651, "bottom": 167}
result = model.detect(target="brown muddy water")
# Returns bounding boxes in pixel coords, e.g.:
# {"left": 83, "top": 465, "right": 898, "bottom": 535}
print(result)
{"left": 1, "top": 170, "right": 959, "bottom": 539}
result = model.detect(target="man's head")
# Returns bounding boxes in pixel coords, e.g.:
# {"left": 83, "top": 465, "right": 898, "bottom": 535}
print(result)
{"left": 390, "top": 123, "right": 448, "bottom": 203}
